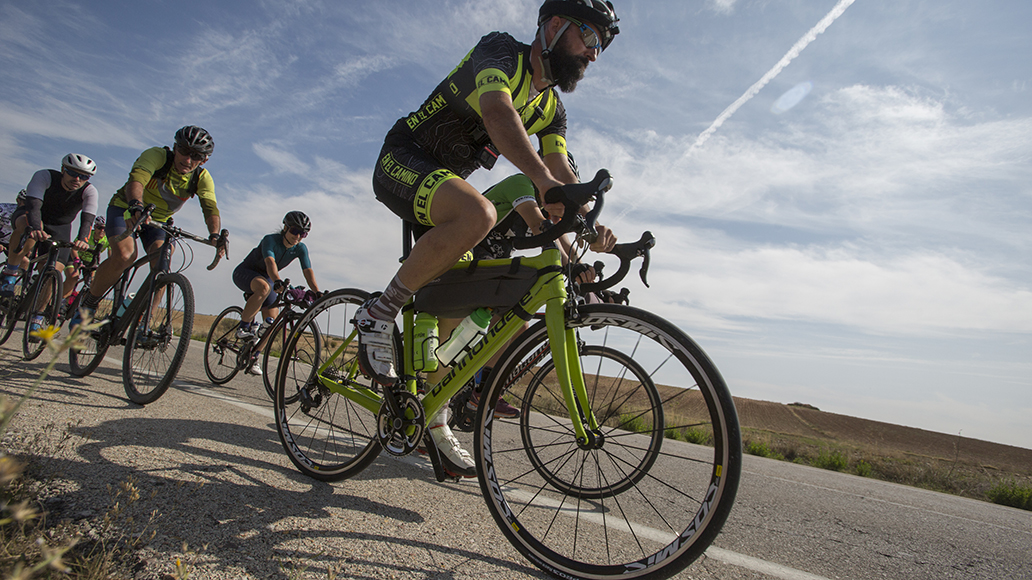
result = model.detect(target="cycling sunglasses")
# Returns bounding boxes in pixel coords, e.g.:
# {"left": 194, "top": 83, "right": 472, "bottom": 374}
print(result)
{"left": 288, "top": 227, "right": 308, "bottom": 238}
{"left": 176, "top": 145, "right": 206, "bottom": 162}
{"left": 567, "top": 18, "right": 602, "bottom": 52}
{"left": 64, "top": 168, "right": 91, "bottom": 180}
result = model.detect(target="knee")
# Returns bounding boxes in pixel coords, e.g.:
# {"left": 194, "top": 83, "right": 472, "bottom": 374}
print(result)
{"left": 469, "top": 196, "right": 496, "bottom": 237}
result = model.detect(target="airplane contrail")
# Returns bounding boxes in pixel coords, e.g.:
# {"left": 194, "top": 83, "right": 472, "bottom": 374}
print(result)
{"left": 686, "top": 0, "right": 857, "bottom": 157}
{"left": 611, "top": 0, "right": 857, "bottom": 224}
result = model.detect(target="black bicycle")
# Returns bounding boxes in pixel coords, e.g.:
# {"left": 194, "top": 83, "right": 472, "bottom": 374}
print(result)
{"left": 203, "top": 279, "right": 323, "bottom": 401}
{"left": 67, "top": 206, "right": 228, "bottom": 404}
{"left": 0, "top": 237, "right": 85, "bottom": 360}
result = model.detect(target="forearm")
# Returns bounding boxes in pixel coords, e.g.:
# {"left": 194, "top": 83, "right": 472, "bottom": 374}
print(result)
{"left": 264, "top": 257, "right": 282, "bottom": 282}
{"left": 302, "top": 268, "right": 319, "bottom": 293}
{"left": 76, "top": 213, "right": 96, "bottom": 242}
{"left": 205, "top": 214, "right": 221, "bottom": 237}
{"left": 124, "top": 181, "right": 145, "bottom": 205}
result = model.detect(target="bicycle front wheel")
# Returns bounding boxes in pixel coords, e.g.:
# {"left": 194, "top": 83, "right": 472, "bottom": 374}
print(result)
{"left": 475, "top": 303, "right": 742, "bottom": 580}
{"left": 204, "top": 305, "right": 245, "bottom": 385}
{"left": 0, "top": 271, "right": 28, "bottom": 346}
{"left": 274, "top": 288, "right": 383, "bottom": 481}
{"left": 67, "top": 289, "right": 115, "bottom": 377}
{"left": 263, "top": 312, "right": 322, "bottom": 402}
{"left": 123, "top": 273, "right": 195, "bottom": 405}
{"left": 22, "top": 270, "right": 62, "bottom": 361}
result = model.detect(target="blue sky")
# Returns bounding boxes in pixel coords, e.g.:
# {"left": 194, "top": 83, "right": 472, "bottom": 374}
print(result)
{"left": 1, "top": 0, "right": 1029, "bottom": 448}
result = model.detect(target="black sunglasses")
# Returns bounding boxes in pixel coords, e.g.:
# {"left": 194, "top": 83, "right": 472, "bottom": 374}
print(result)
{"left": 176, "top": 145, "right": 206, "bottom": 161}
{"left": 64, "top": 168, "right": 91, "bottom": 180}
{"left": 288, "top": 227, "right": 308, "bottom": 238}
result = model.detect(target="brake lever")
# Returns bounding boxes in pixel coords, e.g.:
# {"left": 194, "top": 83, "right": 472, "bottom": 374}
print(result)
{"left": 638, "top": 232, "right": 655, "bottom": 288}
{"left": 207, "top": 228, "right": 230, "bottom": 271}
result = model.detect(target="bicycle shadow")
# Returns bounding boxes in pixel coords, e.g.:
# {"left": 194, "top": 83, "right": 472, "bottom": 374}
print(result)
{"left": 47, "top": 416, "right": 541, "bottom": 578}
{"left": 1, "top": 344, "right": 544, "bottom": 578}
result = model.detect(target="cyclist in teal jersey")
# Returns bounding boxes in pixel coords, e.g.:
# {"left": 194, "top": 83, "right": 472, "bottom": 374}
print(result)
{"left": 232, "top": 212, "right": 322, "bottom": 334}
{"left": 359, "top": 0, "right": 621, "bottom": 478}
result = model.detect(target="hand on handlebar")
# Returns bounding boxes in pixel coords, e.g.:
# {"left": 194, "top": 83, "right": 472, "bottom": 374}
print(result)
{"left": 29, "top": 228, "right": 50, "bottom": 242}
{"left": 71, "top": 238, "right": 89, "bottom": 251}
{"left": 589, "top": 224, "right": 617, "bottom": 253}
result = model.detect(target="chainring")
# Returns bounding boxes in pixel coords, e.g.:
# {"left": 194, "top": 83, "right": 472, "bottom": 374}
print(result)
{"left": 377, "top": 390, "right": 426, "bottom": 456}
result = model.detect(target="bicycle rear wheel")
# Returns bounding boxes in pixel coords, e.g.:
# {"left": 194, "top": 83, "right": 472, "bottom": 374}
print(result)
{"left": 475, "top": 303, "right": 741, "bottom": 580}
{"left": 264, "top": 312, "right": 322, "bottom": 403}
{"left": 67, "top": 289, "right": 115, "bottom": 377}
{"left": 22, "top": 270, "right": 62, "bottom": 361}
{"left": 123, "top": 273, "right": 195, "bottom": 405}
{"left": 203, "top": 305, "right": 245, "bottom": 385}
{"left": 274, "top": 288, "right": 384, "bottom": 481}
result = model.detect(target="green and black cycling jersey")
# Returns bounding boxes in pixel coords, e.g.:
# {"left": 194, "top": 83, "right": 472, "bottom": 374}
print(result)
{"left": 387, "top": 31, "right": 569, "bottom": 179}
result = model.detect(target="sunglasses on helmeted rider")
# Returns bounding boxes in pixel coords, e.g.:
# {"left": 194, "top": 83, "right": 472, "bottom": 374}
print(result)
{"left": 288, "top": 227, "right": 308, "bottom": 238}
{"left": 175, "top": 145, "right": 206, "bottom": 161}
{"left": 566, "top": 18, "right": 602, "bottom": 52}
{"left": 64, "top": 168, "right": 91, "bottom": 180}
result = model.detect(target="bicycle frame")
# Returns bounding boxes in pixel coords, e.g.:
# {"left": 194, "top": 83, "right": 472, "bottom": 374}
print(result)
{"left": 314, "top": 245, "right": 600, "bottom": 444}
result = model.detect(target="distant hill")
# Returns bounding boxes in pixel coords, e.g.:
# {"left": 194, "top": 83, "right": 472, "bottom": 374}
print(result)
{"left": 733, "top": 396, "right": 1032, "bottom": 477}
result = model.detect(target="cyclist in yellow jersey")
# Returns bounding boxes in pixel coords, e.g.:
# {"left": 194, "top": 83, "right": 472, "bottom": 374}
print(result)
{"left": 70, "top": 126, "right": 226, "bottom": 327}
{"left": 358, "top": 0, "right": 621, "bottom": 477}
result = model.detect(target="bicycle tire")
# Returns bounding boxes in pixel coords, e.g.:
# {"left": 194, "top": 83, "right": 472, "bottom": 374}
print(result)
{"left": 67, "top": 289, "right": 115, "bottom": 377}
{"left": 123, "top": 272, "right": 195, "bottom": 404}
{"left": 517, "top": 344, "right": 663, "bottom": 499}
{"left": 0, "top": 269, "right": 29, "bottom": 346}
{"left": 274, "top": 288, "right": 386, "bottom": 481}
{"left": 264, "top": 313, "right": 322, "bottom": 403}
{"left": 22, "top": 270, "right": 62, "bottom": 361}
{"left": 475, "top": 303, "right": 742, "bottom": 580}
{"left": 203, "top": 305, "right": 245, "bottom": 385}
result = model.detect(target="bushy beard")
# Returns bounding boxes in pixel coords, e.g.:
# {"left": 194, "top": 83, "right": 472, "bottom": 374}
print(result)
{"left": 549, "top": 45, "right": 590, "bottom": 93}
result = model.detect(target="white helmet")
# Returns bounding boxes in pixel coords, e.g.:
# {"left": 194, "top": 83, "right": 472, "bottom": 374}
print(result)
{"left": 62, "top": 153, "right": 97, "bottom": 176}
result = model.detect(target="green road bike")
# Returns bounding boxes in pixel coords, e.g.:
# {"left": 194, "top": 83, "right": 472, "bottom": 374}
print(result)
{"left": 272, "top": 170, "right": 742, "bottom": 580}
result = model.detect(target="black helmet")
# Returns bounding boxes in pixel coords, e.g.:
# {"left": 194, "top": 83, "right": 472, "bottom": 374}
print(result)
{"left": 538, "top": 0, "right": 620, "bottom": 52}
{"left": 174, "top": 125, "right": 215, "bottom": 156}
{"left": 283, "top": 210, "right": 311, "bottom": 232}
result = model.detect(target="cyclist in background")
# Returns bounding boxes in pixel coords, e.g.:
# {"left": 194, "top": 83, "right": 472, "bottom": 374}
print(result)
{"left": 70, "top": 126, "right": 226, "bottom": 328}
{"left": 63, "top": 215, "right": 109, "bottom": 304}
{"left": 358, "top": 0, "right": 621, "bottom": 477}
{"left": 0, "top": 190, "right": 25, "bottom": 253}
{"left": 231, "top": 211, "right": 322, "bottom": 376}
{"left": 1, "top": 154, "right": 99, "bottom": 334}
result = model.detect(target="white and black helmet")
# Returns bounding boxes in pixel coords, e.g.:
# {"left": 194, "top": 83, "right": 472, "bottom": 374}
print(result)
{"left": 174, "top": 125, "right": 215, "bottom": 156}
{"left": 61, "top": 153, "right": 97, "bottom": 176}
{"left": 283, "top": 210, "right": 311, "bottom": 232}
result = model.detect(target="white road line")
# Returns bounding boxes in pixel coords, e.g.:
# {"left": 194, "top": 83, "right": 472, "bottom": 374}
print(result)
{"left": 181, "top": 382, "right": 834, "bottom": 580}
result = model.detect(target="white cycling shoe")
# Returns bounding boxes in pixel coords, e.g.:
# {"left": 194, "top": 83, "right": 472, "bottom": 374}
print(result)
{"left": 428, "top": 408, "right": 476, "bottom": 478}
{"left": 352, "top": 300, "right": 397, "bottom": 385}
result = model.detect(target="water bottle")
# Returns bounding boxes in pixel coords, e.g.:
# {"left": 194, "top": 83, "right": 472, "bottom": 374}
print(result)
{"left": 257, "top": 316, "right": 275, "bottom": 337}
{"left": 412, "top": 312, "right": 439, "bottom": 372}
{"left": 114, "top": 293, "right": 135, "bottom": 317}
{"left": 435, "top": 308, "right": 491, "bottom": 366}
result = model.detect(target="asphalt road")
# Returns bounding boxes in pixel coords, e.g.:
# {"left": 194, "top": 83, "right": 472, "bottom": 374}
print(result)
{"left": 1, "top": 336, "right": 1029, "bottom": 579}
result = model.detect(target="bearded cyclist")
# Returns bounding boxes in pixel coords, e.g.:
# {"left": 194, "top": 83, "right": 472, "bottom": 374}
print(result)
{"left": 358, "top": 0, "right": 620, "bottom": 478}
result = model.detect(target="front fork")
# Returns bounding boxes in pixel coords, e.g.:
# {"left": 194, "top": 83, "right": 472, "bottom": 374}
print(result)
{"left": 545, "top": 298, "right": 600, "bottom": 448}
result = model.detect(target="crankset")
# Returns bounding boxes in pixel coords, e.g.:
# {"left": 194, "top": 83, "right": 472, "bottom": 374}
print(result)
{"left": 376, "top": 390, "right": 425, "bottom": 456}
